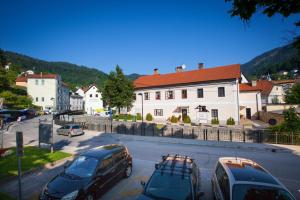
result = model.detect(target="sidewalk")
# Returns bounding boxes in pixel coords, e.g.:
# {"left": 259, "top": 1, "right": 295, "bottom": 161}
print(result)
{"left": 109, "top": 133, "right": 300, "bottom": 155}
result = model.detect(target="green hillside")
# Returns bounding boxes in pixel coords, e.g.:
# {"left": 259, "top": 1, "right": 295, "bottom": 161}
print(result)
{"left": 4, "top": 51, "right": 108, "bottom": 90}
{"left": 241, "top": 44, "right": 300, "bottom": 78}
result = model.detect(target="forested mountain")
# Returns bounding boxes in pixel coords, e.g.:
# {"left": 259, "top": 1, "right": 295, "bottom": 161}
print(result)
{"left": 241, "top": 44, "right": 300, "bottom": 78}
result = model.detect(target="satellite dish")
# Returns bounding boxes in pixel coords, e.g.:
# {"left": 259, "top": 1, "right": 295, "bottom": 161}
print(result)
{"left": 182, "top": 64, "right": 186, "bottom": 69}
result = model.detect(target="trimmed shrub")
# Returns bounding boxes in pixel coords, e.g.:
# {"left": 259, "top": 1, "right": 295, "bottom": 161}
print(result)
{"left": 226, "top": 117, "right": 235, "bottom": 125}
{"left": 136, "top": 113, "right": 142, "bottom": 120}
{"left": 113, "top": 115, "right": 119, "bottom": 121}
{"left": 170, "top": 115, "right": 178, "bottom": 123}
{"left": 211, "top": 118, "right": 219, "bottom": 125}
{"left": 183, "top": 115, "right": 191, "bottom": 124}
{"left": 127, "top": 114, "right": 133, "bottom": 121}
{"left": 146, "top": 113, "right": 153, "bottom": 121}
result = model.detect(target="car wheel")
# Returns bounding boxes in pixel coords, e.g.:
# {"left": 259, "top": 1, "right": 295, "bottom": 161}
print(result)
{"left": 124, "top": 165, "right": 132, "bottom": 178}
{"left": 85, "top": 193, "right": 94, "bottom": 200}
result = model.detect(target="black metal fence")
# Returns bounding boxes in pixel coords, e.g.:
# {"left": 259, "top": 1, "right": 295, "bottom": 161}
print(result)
{"left": 55, "top": 119, "right": 300, "bottom": 145}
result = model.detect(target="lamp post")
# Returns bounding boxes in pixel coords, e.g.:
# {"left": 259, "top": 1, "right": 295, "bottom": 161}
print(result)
{"left": 138, "top": 93, "right": 144, "bottom": 123}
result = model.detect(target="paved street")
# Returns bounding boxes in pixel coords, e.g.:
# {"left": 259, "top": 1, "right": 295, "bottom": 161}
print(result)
{"left": 1, "top": 117, "right": 300, "bottom": 199}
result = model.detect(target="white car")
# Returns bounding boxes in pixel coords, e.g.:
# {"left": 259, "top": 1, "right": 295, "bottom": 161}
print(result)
{"left": 211, "top": 157, "right": 295, "bottom": 200}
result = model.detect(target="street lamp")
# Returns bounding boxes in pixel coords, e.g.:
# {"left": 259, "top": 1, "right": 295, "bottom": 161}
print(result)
{"left": 138, "top": 93, "right": 143, "bottom": 123}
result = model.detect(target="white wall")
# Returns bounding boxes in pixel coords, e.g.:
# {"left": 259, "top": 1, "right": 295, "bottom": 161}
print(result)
{"left": 268, "top": 85, "right": 285, "bottom": 104}
{"left": 130, "top": 80, "right": 240, "bottom": 124}
{"left": 239, "top": 91, "right": 262, "bottom": 119}
{"left": 70, "top": 95, "right": 84, "bottom": 111}
{"left": 85, "top": 86, "right": 103, "bottom": 115}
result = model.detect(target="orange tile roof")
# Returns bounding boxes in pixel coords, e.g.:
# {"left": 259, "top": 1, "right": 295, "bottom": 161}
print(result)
{"left": 27, "top": 74, "right": 58, "bottom": 79}
{"left": 134, "top": 64, "right": 241, "bottom": 89}
{"left": 239, "top": 83, "right": 261, "bottom": 92}
{"left": 272, "top": 79, "right": 295, "bottom": 84}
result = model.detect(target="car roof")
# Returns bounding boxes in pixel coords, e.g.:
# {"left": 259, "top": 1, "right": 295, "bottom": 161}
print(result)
{"left": 64, "top": 124, "right": 80, "bottom": 127}
{"left": 155, "top": 154, "right": 194, "bottom": 176}
{"left": 219, "top": 157, "right": 279, "bottom": 186}
{"left": 81, "top": 144, "right": 124, "bottom": 159}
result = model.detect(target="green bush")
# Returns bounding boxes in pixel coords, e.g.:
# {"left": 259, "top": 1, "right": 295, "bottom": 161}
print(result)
{"left": 136, "top": 113, "right": 142, "bottom": 120}
{"left": 127, "top": 114, "right": 133, "bottom": 121}
{"left": 183, "top": 115, "right": 191, "bottom": 123}
{"left": 146, "top": 113, "right": 153, "bottom": 121}
{"left": 113, "top": 115, "right": 119, "bottom": 121}
{"left": 226, "top": 117, "right": 235, "bottom": 125}
{"left": 211, "top": 118, "right": 219, "bottom": 125}
{"left": 170, "top": 115, "right": 178, "bottom": 123}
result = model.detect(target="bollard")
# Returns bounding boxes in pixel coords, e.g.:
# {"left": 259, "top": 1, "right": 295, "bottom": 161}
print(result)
{"left": 230, "top": 130, "right": 232, "bottom": 142}
{"left": 217, "top": 130, "right": 220, "bottom": 141}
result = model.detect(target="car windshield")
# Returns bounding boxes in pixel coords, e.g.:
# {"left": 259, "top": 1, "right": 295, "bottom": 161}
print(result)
{"left": 65, "top": 156, "right": 98, "bottom": 178}
{"left": 144, "top": 172, "right": 192, "bottom": 200}
{"left": 233, "top": 184, "right": 295, "bottom": 200}
{"left": 72, "top": 125, "right": 80, "bottom": 129}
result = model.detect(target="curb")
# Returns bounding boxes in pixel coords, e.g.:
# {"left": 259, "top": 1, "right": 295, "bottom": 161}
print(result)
{"left": 0, "top": 155, "right": 74, "bottom": 185}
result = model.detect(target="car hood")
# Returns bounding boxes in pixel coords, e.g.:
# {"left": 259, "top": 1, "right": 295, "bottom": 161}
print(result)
{"left": 45, "top": 173, "right": 88, "bottom": 197}
{"left": 136, "top": 194, "right": 155, "bottom": 200}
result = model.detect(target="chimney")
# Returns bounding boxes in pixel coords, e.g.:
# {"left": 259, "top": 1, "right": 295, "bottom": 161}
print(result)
{"left": 252, "top": 80, "right": 257, "bottom": 87}
{"left": 198, "top": 63, "right": 204, "bottom": 69}
{"left": 175, "top": 66, "right": 184, "bottom": 73}
{"left": 154, "top": 68, "right": 159, "bottom": 75}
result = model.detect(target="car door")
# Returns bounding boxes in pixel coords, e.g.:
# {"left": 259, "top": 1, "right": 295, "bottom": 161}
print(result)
{"left": 214, "top": 163, "right": 230, "bottom": 200}
{"left": 112, "top": 148, "right": 127, "bottom": 179}
{"left": 94, "top": 155, "right": 115, "bottom": 193}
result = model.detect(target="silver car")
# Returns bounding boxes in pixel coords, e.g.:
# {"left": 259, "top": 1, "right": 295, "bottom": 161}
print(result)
{"left": 211, "top": 157, "right": 295, "bottom": 200}
{"left": 57, "top": 124, "right": 84, "bottom": 137}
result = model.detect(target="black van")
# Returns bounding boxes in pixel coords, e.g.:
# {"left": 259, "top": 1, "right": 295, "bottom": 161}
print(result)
{"left": 40, "top": 144, "right": 132, "bottom": 200}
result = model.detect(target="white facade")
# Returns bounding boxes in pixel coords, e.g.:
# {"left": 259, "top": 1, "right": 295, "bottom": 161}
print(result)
{"left": 27, "top": 75, "right": 70, "bottom": 113}
{"left": 75, "top": 88, "right": 85, "bottom": 97}
{"left": 130, "top": 80, "right": 241, "bottom": 124}
{"left": 239, "top": 91, "right": 262, "bottom": 120}
{"left": 70, "top": 94, "right": 84, "bottom": 111}
{"left": 84, "top": 85, "right": 104, "bottom": 115}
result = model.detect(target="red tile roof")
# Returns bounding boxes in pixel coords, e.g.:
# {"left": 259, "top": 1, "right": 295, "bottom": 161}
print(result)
{"left": 272, "top": 79, "right": 295, "bottom": 84}
{"left": 134, "top": 64, "right": 241, "bottom": 89}
{"left": 240, "top": 80, "right": 273, "bottom": 95}
{"left": 15, "top": 74, "right": 58, "bottom": 82}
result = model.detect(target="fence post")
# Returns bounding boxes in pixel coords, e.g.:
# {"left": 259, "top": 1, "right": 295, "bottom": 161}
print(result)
{"left": 153, "top": 125, "right": 155, "bottom": 136}
{"left": 230, "top": 130, "right": 232, "bottom": 142}
{"left": 132, "top": 124, "right": 135, "bottom": 135}
{"left": 256, "top": 131, "right": 260, "bottom": 143}
{"left": 205, "top": 129, "right": 208, "bottom": 140}
{"left": 104, "top": 124, "right": 107, "bottom": 133}
{"left": 171, "top": 127, "right": 174, "bottom": 137}
{"left": 217, "top": 130, "right": 220, "bottom": 141}
{"left": 291, "top": 132, "right": 294, "bottom": 145}
{"left": 192, "top": 128, "right": 194, "bottom": 139}
{"left": 203, "top": 129, "right": 205, "bottom": 140}
{"left": 162, "top": 128, "right": 164, "bottom": 137}
{"left": 243, "top": 131, "right": 246, "bottom": 143}
{"left": 125, "top": 125, "right": 127, "bottom": 135}
{"left": 111, "top": 123, "right": 113, "bottom": 133}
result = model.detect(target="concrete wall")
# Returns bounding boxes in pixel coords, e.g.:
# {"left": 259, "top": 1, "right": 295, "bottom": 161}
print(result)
{"left": 130, "top": 80, "right": 240, "bottom": 125}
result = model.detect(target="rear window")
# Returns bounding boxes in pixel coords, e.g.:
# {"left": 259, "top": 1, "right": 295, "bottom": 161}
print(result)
{"left": 72, "top": 125, "right": 80, "bottom": 129}
{"left": 233, "top": 184, "right": 294, "bottom": 200}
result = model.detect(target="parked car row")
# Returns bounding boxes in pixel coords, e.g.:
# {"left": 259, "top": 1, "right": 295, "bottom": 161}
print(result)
{"left": 40, "top": 144, "right": 296, "bottom": 200}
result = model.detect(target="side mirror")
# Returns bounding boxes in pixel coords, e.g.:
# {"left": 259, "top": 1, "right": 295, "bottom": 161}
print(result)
{"left": 140, "top": 181, "right": 146, "bottom": 188}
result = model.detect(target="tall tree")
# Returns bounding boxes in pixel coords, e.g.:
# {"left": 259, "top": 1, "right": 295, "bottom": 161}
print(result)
{"left": 101, "top": 65, "right": 134, "bottom": 113}
{"left": 0, "top": 49, "right": 7, "bottom": 68}
{"left": 226, "top": 0, "right": 300, "bottom": 53}
{"left": 285, "top": 83, "right": 300, "bottom": 104}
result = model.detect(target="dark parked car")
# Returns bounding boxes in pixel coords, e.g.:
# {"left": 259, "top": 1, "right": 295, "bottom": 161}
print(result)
{"left": 40, "top": 144, "right": 132, "bottom": 200}
{"left": 57, "top": 124, "right": 84, "bottom": 137}
{"left": 138, "top": 154, "right": 203, "bottom": 200}
{"left": 211, "top": 157, "right": 295, "bottom": 200}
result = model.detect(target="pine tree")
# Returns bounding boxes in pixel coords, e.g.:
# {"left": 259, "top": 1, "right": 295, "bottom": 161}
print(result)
{"left": 101, "top": 65, "right": 134, "bottom": 113}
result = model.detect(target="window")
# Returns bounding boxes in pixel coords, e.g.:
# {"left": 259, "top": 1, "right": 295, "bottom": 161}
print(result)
{"left": 41, "top": 79, "right": 45, "bottom": 85}
{"left": 35, "top": 80, "right": 39, "bottom": 85}
{"left": 154, "top": 109, "right": 163, "bottom": 116}
{"left": 133, "top": 93, "right": 136, "bottom": 100}
{"left": 216, "top": 163, "right": 230, "bottom": 200}
{"left": 144, "top": 92, "right": 150, "bottom": 100}
{"left": 165, "top": 90, "right": 174, "bottom": 100}
{"left": 41, "top": 97, "right": 44, "bottom": 102}
{"left": 218, "top": 87, "right": 225, "bottom": 97}
{"left": 96, "top": 94, "right": 98, "bottom": 98}
{"left": 113, "top": 149, "right": 125, "bottom": 163}
{"left": 35, "top": 97, "right": 38, "bottom": 102}
{"left": 99, "top": 156, "right": 113, "bottom": 173}
{"left": 181, "top": 89, "right": 187, "bottom": 99}
{"left": 155, "top": 91, "right": 161, "bottom": 100}
{"left": 90, "top": 94, "right": 92, "bottom": 98}
{"left": 211, "top": 109, "right": 218, "bottom": 118}
{"left": 197, "top": 88, "right": 203, "bottom": 98}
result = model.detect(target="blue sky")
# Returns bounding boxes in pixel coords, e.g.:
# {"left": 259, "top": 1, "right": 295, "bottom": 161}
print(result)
{"left": 0, "top": 0, "right": 299, "bottom": 75}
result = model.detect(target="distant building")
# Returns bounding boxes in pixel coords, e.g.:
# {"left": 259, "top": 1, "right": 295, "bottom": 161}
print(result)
{"left": 70, "top": 93, "right": 84, "bottom": 111}
{"left": 16, "top": 73, "right": 70, "bottom": 113}
{"left": 84, "top": 84, "right": 104, "bottom": 115}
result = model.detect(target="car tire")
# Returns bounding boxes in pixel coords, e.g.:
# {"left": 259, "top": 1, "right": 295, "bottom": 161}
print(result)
{"left": 85, "top": 193, "right": 95, "bottom": 200}
{"left": 124, "top": 165, "right": 132, "bottom": 178}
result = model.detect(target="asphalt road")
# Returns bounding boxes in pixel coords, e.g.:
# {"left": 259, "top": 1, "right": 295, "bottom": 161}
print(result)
{"left": 1, "top": 117, "right": 300, "bottom": 200}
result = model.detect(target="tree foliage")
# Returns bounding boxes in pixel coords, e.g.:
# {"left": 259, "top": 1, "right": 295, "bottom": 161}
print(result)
{"left": 285, "top": 83, "right": 300, "bottom": 104}
{"left": 226, "top": 0, "right": 300, "bottom": 53}
{"left": 270, "top": 107, "right": 300, "bottom": 133}
{"left": 101, "top": 65, "right": 134, "bottom": 112}
{"left": 0, "top": 49, "right": 7, "bottom": 68}
{"left": 0, "top": 91, "right": 33, "bottom": 109}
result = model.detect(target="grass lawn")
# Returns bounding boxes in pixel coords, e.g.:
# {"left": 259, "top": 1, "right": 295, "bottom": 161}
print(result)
{"left": 0, "top": 146, "right": 71, "bottom": 179}
{"left": 0, "top": 192, "right": 15, "bottom": 200}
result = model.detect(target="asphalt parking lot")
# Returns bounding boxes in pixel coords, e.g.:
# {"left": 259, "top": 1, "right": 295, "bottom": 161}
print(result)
{"left": 1, "top": 117, "right": 300, "bottom": 199}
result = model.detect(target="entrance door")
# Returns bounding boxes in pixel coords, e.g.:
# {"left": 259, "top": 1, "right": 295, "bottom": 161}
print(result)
{"left": 182, "top": 109, "right": 188, "bottom": 118}
{"left": 246, "top": 108, "right": 251, "bottom": 119}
